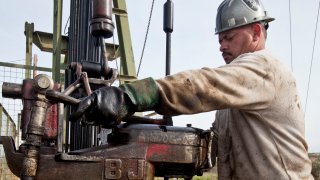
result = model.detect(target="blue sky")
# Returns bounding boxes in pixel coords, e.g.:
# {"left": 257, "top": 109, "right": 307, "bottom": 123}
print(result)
{"left": 0, "top": 0, "right": 319, "bottom": 152}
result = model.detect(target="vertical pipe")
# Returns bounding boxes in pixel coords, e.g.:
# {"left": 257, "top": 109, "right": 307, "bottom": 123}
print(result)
{"left": 21, "top": 75, "right": 54, "bottom": 180}
{"left": 68, "top": 0, "right": 104, "bottom": 150}
{"left": 53, "top": 0, "right": 63, "bottom": 153}
{"left": 163, "top": 0, "right": 174, "bottom": 126}
{"left": 165, "top": 33, "right": 171, "bottom": 76}
{"left": 53, "top": 0, "right": 63, "bottom": 83}
{"left": 25, "top": 22, "right": 34, "bottom": 79}
{"left": 163, "top": 0, "right": 173, "bottom": 76}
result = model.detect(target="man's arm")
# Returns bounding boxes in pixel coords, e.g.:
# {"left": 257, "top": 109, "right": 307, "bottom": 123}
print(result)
{"left": 155, "top": 54, "right": 276, "bottom": 115}
{"left": 71, "top": 53, "right": 275, "bottom": 126}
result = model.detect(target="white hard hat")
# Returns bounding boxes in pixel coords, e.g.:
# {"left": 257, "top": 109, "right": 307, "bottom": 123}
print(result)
{"left": 215, "top": 0, "right": 275, "bottom": 34}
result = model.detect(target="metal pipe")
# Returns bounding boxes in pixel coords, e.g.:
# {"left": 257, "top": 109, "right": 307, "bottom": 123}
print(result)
{"left": 68, "top": 0, "right": 105, "bottom": 151}
{"left": 90, "top": 0, "right": 114, "bottom": 38}
{"left": 163, "top": 0, "right": 173, "bottom": 76}
{"left": 163, "top": 0, "right": 174, "bottom": 126}
{"left": 165, "top": 33, "right": 171, "bottom": 76}
{"left": 21, "top": 75, "right": 54, "bottom": 179}
{"left": 2, "top": 82, "right": 22, "bottom": 99}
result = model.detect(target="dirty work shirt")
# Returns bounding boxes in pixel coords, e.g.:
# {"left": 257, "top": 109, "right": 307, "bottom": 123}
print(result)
{"left": 155, "top": 49, "right": 313, "bottom": 180}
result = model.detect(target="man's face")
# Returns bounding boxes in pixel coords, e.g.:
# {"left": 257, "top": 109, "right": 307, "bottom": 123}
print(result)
{"left": 218, "top": 25, "right": 255, "bottom": 64}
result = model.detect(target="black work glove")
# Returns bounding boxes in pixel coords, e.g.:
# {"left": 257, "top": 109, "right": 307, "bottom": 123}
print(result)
{"left": 70, "top": 86, "right": 134, "bottom": 127}
{"left": 70, "top": 77, "right": 160, "bottom": 127}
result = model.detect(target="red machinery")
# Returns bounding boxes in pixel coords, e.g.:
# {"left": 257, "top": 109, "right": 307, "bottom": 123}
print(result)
{"left": 0, "top": 73, "right": 215, "bottom": 180}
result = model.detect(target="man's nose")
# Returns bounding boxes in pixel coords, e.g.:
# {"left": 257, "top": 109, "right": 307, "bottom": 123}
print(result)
{"left": 220, "top": 42, "right": 227, "bottom": 52}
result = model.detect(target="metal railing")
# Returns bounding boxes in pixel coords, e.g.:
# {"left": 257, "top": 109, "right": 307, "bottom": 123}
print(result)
{"left": 0, "top": 104, "right": 19, "bottom": 180}
{"left": 0, "top": 62, "right": 53, "bottom": 179}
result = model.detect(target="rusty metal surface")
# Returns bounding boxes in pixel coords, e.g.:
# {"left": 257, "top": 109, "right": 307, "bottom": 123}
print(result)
{"left": 2, "top": 75, "right": 213, "bottom": 179}
{"left": 21, "top": 75, "right": 55, "bottom": 179}
{"left": 1, "top": 123, "right": 213, "bottom": 179}
{"left": 3, "top": 79, "right": 59, "bottom": 141}
{"left": 0, "top": 136, "right": 24, "bottom": 176}
{"left": 37, "top": 157, "right": 104, "bottom": 180}
{"left": 43, "top": 82, "right": 60, "bottom": 140}
{"left": 2, "top": 76, "right": 213, "bottom": 179}
{"left": 43, "top": 102, "right": 58, "bottom": 139}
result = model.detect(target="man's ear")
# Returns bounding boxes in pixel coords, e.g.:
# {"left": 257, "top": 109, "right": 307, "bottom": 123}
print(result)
{"left": 252, "top": 23, "right": 262, "bottom": 41}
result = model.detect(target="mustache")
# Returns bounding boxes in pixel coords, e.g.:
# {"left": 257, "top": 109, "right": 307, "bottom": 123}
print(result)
{"left": 222, "top": 52, "right": 232, "bottom": 56}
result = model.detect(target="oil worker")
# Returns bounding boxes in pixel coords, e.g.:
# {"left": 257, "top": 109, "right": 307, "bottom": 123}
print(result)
{"left": 71, "top": 0, "right": 314, "bottom": 179}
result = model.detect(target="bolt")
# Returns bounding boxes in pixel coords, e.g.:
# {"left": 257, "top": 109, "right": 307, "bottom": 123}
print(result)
{"left": 34, "top": 74, "right": 54, "bottom": 92}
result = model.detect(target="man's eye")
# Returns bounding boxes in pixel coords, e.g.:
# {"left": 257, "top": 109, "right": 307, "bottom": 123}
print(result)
{"left": 226, "top": 36, "right": 233, "bottom": 41}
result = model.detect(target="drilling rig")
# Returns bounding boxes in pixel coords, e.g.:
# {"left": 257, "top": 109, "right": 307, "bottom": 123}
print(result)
{"left": 0, "top": 0, "right": 215, "bottom": 179}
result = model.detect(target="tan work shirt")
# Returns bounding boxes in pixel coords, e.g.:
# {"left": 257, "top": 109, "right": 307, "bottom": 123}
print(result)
{"left": 155, "top": 49, "right": 313, "bottom": 179}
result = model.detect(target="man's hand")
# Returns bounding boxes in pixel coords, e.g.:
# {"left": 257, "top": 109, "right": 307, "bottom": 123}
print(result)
{"left": 70, "top": 86, "right": 135, "bottom": 127}
{"left": 70, "top": 77, "right": 160, "bottom": 127}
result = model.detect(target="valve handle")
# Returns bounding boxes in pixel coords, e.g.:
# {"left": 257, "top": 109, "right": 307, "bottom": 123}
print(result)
{"left": 45, "top": 89, "right": 168, "bottom": 125}
{"left": 46, "top": 90, "right": 80, "bottom": 105}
